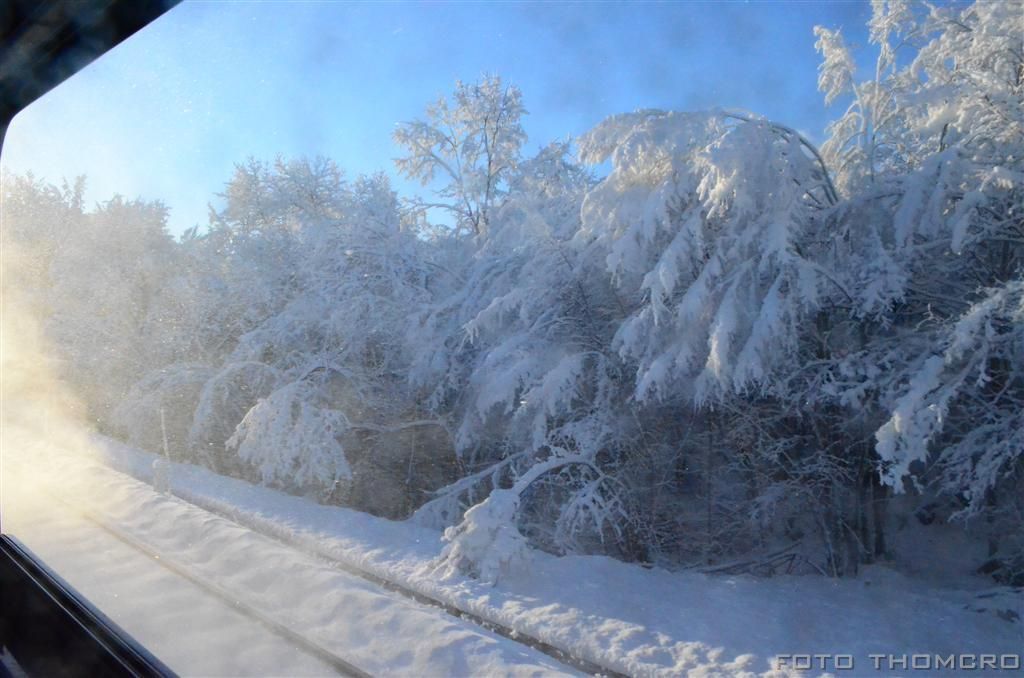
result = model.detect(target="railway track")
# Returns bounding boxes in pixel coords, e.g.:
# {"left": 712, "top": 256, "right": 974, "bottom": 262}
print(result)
{"left": 157, "top": 481, "right": 631, "bottom": 678}
{"left": 30, "top": 482, "right": 372, "bottom": 678}
{"left": 7, "top": 454, "right": 629, "bottom": 677}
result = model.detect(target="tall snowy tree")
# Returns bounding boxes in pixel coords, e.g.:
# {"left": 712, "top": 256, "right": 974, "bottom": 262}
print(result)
{"left": 395, "top": 75, "right": 527, "bottom": 238}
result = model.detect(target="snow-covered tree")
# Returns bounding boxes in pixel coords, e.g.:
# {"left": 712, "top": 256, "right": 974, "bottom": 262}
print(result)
{"left": 411, "top": 141, "right": 654, "bottom": 566}
{"left": 395, "top": 75, "right": 527, "bottom": 238}
{"left": 44, "top": 195, "right": 179, "bottom": 420}
{"left": 576, "top": 109, "right": 838, "bottom": 405}
{"left": 806, "top": 0, "right": 1024, "bottom": 574}
{"left": 814, "top": 1, "right": 1022, "bottom": 483}
{"left": 1, "top": 173, "right": 86, "bottom": 309}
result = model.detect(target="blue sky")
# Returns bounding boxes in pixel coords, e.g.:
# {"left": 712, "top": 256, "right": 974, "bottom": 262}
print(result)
{"left": 1, "top": 1, "right": 874, "bottom": 236}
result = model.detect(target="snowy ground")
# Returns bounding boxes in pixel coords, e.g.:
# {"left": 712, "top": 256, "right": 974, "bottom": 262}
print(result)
{"left": 5, "top": 483, "right": 344, "bottom": 676}
{"left": 3, "top": 430, "right": 1021, "bottom": 677}
{"left": 3, "top": 431, "right": 575, "bottom": 677}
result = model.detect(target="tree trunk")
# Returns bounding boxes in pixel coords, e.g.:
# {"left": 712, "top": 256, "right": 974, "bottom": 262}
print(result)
{"left": 871, "top": 471, "right": 888, "bottom": 558}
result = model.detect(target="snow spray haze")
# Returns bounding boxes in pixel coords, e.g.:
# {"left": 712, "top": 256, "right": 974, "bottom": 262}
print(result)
{"left": 0, "top": 224, "right": 105, "bottom": 531}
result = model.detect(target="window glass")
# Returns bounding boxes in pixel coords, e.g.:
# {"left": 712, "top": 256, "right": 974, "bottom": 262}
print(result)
{"left": 3, "top": 1, "right": 1022, "bottom": 675}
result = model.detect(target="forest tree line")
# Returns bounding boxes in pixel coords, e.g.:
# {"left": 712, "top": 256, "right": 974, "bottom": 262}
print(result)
{"left": 5, "top": 0, "right": 1021, "bottom": 582}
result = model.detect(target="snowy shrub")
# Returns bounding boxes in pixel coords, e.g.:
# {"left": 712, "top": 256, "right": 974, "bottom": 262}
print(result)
{"left": 437, "top": 488, "right": 532, "bottom": 584}
{"left": 227, "top": 379, "right": 352, "bottom": 500}
{"left": 189, "top": 361, "right": 281, "bottom": 472}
